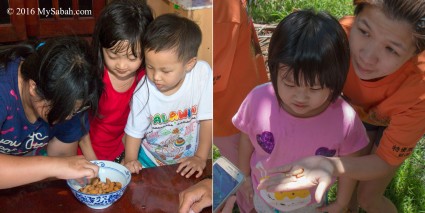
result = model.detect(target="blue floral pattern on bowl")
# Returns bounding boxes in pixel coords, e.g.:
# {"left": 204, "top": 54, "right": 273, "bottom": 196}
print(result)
{"left": 67, "top": 160, "right": 131, "bottom": 209}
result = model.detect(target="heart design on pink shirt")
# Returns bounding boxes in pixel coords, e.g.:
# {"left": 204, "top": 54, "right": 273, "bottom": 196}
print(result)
{"left": 315, "top": 147, "right": 336, "bottom": 157}
{"left": 256, "top": 131, "right": 275, "bottom": 154}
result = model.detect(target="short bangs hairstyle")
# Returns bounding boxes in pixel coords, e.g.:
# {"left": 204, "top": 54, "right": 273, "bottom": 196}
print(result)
{"left": 92, "top": 0, "right": 153, "bottom": 75}
{"left": 268, "top": 9, "right": 350, "bottom": 106}
{"left": 143, "top": 13, "right": 202, "bottom": 63}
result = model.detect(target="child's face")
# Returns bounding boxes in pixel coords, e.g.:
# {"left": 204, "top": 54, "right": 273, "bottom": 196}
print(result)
{"left": 145, "top": 49, "right": 196, "bottom": 96}
{"left": 29, "top": 80, "right": 86, "bottom": 124}
{"left": 102, "top": 41, "right": 142, "bottom": 80}
{"left": 277, "top": 69, "right": 331, "bottom": 118}
{"left": 350, "top": 5, "right": 416, "bottom": 81}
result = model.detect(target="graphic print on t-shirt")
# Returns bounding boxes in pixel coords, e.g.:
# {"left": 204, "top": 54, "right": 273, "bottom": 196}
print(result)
{"left": 144, "top": 105, "right": 199, "bottom": 165}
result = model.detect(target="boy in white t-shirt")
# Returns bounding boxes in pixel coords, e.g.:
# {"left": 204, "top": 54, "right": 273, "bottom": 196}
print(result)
{"left": 124, "top": 13, "right": 212, "bottom": 179}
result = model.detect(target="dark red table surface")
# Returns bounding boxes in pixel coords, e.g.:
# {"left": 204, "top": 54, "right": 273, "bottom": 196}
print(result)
{"left": 0, "top": 160, "right": 212, "bottom": 213}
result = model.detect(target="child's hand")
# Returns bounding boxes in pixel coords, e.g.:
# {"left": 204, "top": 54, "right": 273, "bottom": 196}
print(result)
{"left": 177, "top": 156, "right": 206, "bottom": 178}
{"left": 124, "top": 160, "right": 142, "bottom": 174}
{"left": 55, "top": 155, "right": 99, "bottom": 180}
{"left": 318, "top": 200, "right": 348, "bottom": 213}
{"left": 239, "top": 176, "right": 254, "bottom": 204}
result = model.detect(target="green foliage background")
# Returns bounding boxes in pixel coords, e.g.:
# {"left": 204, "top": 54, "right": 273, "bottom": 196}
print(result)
{"left": 248, "top": 0, "right": 354, "bottom": 23}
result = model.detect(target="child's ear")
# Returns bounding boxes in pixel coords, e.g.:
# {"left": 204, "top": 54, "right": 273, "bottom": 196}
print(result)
{"left": 28, "top": 79, "right": 38, "bottom": 97}
{"left": 184, "top": 57, "right": 197, "bottom": 72}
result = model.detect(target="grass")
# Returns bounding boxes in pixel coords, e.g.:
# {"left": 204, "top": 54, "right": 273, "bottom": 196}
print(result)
{"left": 384, "top": 138, "right": 425, "bottom": 212}
{"left": 248, "top": 0, "right": 354, "bottom": 23}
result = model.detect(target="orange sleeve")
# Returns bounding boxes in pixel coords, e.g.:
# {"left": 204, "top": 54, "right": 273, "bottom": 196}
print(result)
{"left": 377, "top": 101, "right": 425, "bottom": 165}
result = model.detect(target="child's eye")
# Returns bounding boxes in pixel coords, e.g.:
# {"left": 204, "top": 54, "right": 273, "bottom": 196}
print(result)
{"left": 107, "top": 55, "right": 117, "bottom": 60}
{"left": 128, "top": 58, "right": 138, "bottom": 62}
{"left": 310, "top": 87, "right": 322, "bottom": 91}
{"left": 283, "top": 82, "right": 295, "bottom": 87}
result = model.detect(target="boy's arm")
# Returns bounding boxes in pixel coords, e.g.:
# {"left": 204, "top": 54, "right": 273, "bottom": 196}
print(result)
{"left": 123, "top": 133, "right": 142, "bottom": 163}
{"left": 194, "top": 119, "right": 212, "bottom": 161}
{"left": 123, "top": 133, "right": 143, "bottom": 173}
{"left": 78, "top": 134, "right": 98, "bottom": 161}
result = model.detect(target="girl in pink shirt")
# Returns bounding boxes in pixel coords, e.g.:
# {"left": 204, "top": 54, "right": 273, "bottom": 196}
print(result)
{"left": 233, "top": 10, "right": 369, "bottom": 213}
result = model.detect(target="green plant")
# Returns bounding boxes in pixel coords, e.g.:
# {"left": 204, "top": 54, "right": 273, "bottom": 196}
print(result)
{"left": 248, "top": 0, "right": 354, "bottom": 24}
{"left": 213, "top": 144, "right": 221, "bottom": 161}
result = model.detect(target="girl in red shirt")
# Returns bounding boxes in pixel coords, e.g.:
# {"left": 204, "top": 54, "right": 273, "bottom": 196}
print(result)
{"left": 78, "top": 0, "right": 153, "bottom": 162}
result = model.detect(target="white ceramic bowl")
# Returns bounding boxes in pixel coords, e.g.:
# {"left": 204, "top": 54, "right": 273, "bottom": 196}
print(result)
{"left": 67, "top": 160, "right": 131, "bottom": 209}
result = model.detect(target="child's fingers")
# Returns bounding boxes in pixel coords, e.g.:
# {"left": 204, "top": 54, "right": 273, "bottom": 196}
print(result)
{"left": 315, "top": 178, "right": 331, "bottom": 203}
{"left": 195, "top": 169, "right": 203, "bottom": 178}
{"left": 185, "top": 166, "right": 203, "bottom": 178}
{"left": 177, "top": 158, "right": 193, "bottom": 173}
{"left": 176, "top": 161, "right": 187, "bottom": 173}
{"left": 131, "top": 164, "right": 138, "bottom": 174}
{"left": 82, "top": 161, "right": 99, "bottom": 178}
{"left": 185, "top": 168, "right": 197, "bottom": 178}
{"left": 135, "top": 162, "right": 143, "bottom": 174}
{"left": 180, "top": 164, "right": 194, "bottom": 177}
{"left": 126, "top": 161, "right": 142, "bottom": 174}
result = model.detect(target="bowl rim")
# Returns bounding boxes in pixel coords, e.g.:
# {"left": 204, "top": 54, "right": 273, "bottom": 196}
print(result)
{"left": 66, "top": 160, "right": 131, "bottom": 196}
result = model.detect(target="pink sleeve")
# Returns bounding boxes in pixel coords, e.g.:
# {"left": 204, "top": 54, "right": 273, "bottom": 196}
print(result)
{"left": 339, "top": 109, "right": 369, "bottom": 156}
{"left": 232, "top": 89, "right": 256, "bottom": 135}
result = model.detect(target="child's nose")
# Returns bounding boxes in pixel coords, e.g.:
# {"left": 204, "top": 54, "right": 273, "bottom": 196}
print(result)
{"left": 116, "top": 60, "right": 127, "bottom": 70}
{"left": 152, "top": 72, "right": 160, "bottom": 81}
{"left": 294, "top": 88, "right": 309, "bottom": 101}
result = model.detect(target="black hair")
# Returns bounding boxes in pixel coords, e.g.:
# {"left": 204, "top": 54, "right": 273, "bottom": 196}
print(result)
{"left": 268, "top": 9, "right": 350, "bottom": 107}
{"left": 354, "top": 0, "right": 425, "bottom": 53}
{"left": 0, "top": 36, "right": 101, "bottom": 125}
{"left": 92, "top": 0, "right": 153, "bottom": 77}
{"left": 143, "top": 13, "right": 202, "bottom": 63}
